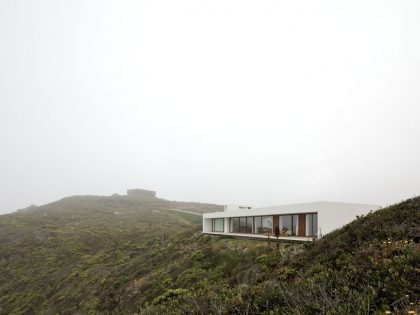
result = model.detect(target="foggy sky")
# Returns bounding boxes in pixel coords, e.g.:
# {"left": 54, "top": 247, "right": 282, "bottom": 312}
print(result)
{"left": 1, "top": 0, "right": 419, "bottom": 214}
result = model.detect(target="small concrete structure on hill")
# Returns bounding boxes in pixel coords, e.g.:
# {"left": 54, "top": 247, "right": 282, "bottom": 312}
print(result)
{"left": 127, "top": 189, "right": 157, "bottom": 198}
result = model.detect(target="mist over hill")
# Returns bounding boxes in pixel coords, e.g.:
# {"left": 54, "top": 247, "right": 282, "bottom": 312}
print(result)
{"left": 0, "top": 194, "right": 418, "bottom": 314}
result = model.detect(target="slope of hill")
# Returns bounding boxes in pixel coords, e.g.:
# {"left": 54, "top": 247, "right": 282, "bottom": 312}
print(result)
{"left": 141, "top": 197, "right": 420, "bottom": 315}
{"left": 0, "top": 195, "right": 224, "bottom": 314}
{"left": 0, "top": 195, "right": 419, "bottom": 314}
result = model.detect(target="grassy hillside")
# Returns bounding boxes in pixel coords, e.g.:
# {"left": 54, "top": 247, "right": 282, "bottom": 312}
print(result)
{"left": 0, "top": 195, "right": 419, "bottom": 314}
{"left": 0, "top": 195, "right": 224, "bottom": 314}
{"left": 141, "top": 197, "right": 420, "bottom": 315}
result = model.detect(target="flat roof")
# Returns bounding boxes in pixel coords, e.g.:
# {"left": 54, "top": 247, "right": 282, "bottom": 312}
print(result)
{"left": 203, "top": 201, "right": 380, "bottom": 219}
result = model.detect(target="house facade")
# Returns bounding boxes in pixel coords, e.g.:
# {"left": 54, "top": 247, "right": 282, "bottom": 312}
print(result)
{"left": 203, "top": 202, "right": 379, "bottom": 242}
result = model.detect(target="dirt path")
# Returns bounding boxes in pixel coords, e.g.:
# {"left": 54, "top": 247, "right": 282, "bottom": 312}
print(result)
{"left": 167, "top": 209, "right": 203, "bottom": 216}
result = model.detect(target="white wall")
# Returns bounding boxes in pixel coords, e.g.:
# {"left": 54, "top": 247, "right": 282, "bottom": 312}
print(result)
{"left": 316, "top": 203, "right": 377, "bottom": 235}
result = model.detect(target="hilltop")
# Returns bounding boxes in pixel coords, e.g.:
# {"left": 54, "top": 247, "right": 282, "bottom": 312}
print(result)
{"left": 0, "top": 195, "right": 419, "bottom": 314}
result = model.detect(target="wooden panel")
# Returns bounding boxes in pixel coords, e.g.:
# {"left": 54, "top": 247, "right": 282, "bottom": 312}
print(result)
{"left": 273, "top": 215, "right": 279, "bottom": 234}
{"left": 298, "top": 214, "right": 306, "bottom": 237}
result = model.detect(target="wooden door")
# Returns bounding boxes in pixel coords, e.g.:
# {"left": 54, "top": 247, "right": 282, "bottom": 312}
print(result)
{"left": 273, "top": 215, "right": 279, "bottom": 234}
{"left": 298, "top": 214, "right": 305, "bottom": 236}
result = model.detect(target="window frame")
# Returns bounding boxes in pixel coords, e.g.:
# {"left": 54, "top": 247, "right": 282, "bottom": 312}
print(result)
{"left": 254, "top": 215, "right": 273, "bottom": 234}
{"left": 279, "top": 214, "right": 299, "bottom": 236}
{"left": 212, "top": 218, "right": 224, "bottom": 232}
{"left": 229, "top": 217, "right": 254, "bottom": 233}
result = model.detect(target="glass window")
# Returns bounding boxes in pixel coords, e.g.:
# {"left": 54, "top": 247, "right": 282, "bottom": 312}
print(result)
{"left": 261, "top": 216, "right": 273, "bottom": 233}
{"left": 239, "top": 217, "right": 247, "bottom": 233}
{"left": 305, "top": 214, "right": 313, "bottom": 236}
{"left": 230, "top": 216, "right": 274, "bottom": 234}
{"left": 292, "top": 214, "right": 298, "bottom": 235}
{"left": 305, "top": 213, "right": 318, "bottom": 237}
{"left": 281, "top": 215, "right": 292, "bottom": 235}
{"left": 212, "top": 218, "right": 224, "bottom": 232}
{"left": 254, "top": 217, "right": 262, "bottom": 233}
{"left": 230, "top": 217, "right": 239, "bottom": 233}
{"left": 246, "top": 217, "right": 253, "bottom": 233}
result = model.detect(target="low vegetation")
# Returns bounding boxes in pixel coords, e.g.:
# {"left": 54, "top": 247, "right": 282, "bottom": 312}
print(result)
{"left": 0, "top": 195, "right": 223, "bottom": 314}
{"left": 0, "top": 195, "right": 419, "bottom": 314}
{"left": 141, "top": 197, "right": 420, "bottom": 315}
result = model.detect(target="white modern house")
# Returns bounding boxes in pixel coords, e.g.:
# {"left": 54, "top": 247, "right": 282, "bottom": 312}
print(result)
{"left": 203, "top": 202, "right": 380, "bottom": 242}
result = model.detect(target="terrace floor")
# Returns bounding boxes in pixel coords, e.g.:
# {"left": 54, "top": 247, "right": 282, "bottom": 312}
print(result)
{"left": 202, "top": 231, "right": 314, "bottom": 243}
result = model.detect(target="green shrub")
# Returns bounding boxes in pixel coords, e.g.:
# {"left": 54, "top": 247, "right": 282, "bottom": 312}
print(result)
{"left": 152, "top": 288, "right": 189, "bottom": 305}
{"left": 256, "top": 253, "right": 281, "bottom": 270}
